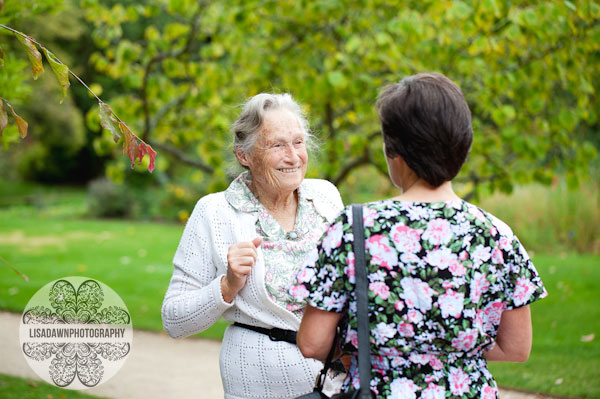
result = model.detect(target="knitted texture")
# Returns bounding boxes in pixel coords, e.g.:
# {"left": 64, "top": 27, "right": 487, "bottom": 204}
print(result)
{"left": 162, "top": 176, "right": 343, "bottom": 398}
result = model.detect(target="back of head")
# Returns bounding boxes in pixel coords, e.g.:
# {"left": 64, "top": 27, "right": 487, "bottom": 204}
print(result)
{"left": 376, "top": 73, "right": 473, "bottom": 187}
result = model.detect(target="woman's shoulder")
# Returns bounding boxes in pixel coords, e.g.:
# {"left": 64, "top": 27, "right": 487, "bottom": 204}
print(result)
{"left": 301, "top": 178, "right": 339, "bottom": 196}
{"left": 190, "top": 191, "right": 234, "bottom": 220}
{"left": 462, "top": 201, "right": 516, "bottom": 239}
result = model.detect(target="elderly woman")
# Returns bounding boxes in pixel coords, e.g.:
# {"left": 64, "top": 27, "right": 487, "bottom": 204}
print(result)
{"left": 161, "top": 93, "right": 344, "bottom": 399}
{"left": 293, "top": 73, "right": 547, "bottom": 398}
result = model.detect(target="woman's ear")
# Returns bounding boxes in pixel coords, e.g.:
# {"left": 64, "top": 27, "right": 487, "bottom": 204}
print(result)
{"left": 236, "top": 148, "right": 251, "bottom": 168}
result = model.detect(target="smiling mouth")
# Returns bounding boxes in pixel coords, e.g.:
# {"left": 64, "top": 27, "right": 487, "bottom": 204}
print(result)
{"left": 278, "top": 168, "right": 299, "bottom": 173}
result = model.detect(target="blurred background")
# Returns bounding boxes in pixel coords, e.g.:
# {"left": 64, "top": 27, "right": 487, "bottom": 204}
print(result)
{"left": 0, "top": 0, "right": 598, "bottom": 398}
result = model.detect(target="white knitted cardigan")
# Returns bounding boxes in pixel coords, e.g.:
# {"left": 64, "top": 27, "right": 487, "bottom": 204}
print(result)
{"left": 162, "top": 177, "right": 343, "bottom": 399}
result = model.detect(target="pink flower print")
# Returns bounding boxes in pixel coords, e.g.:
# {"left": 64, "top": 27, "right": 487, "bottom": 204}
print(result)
{"left": 363, "top": 206, "right": 378, "bottom": 227}
{"left": 459, "top": 250, "right": 469, "bottom": 261}
{"left": 469, "top": 272, "right": 490, "bottom": 303}
{"left": 289, "top": 284, "right": 309, "bottom": 301}
{"left": 491, "top": 247, "right": 504, "bottom": 264}
{"left": 469, "top": 206, "right": 486, "bottom": 223}
{"left": 390, "top": 378, "right": 419, "bottom": 399}
{"left": 438, "top": 289, "right": 465, "bottom": 318}
{"left": 481, "top": 384, "right": 498, "bottom": 399}
{"left": 425, "top": 247, "right": 457, "bottom": 270}
{"left": 367, "top": 234, "right": 398, "bottom": 270}
{"left": 483, "top": 300, "right": 505, "bottom": 331}
{"left": 471, "top": 245, "right": 492, "bottom": 265}
{"left": 390, "top": 223, "right": 422, "bottom": 253}
{"left": 489, "top": 226, "right": 498, "bottom": 236}
{"left": 406, "top": 309, "right": 423, "bottom": 324}
{"left": 397, "top": 322, "right": 414, "bottom": 337}
{"left": 429, "top": 355, "right": 443, "bottom": 370}
{"left": 409, "top": 353, "right": 430, "bottom": 365}
{"left": 296, "top": 267, "right": 315, "bottom": 283}
{"left": 400, "top": 277, "right": 433, "bottom": 312}
{"left": 449, "top": 259, "right": 467, "bottom": 277}
{"left": 394, "top": 300, "right": 405, "bottom": 312}
{"left": 513, "top": 276, "right": 536, "bottom": 307}
{"left": 373, "top": 322, "right": 396, "bottom": 345}
{"left": 499, "top": 236, "right": 512, "bottom": 251}
{"left": 422, "top": 218, "right": 453, "bottom": 245}
{"left": 322, "top": 222, "right": 343, "bottom": 256}
{"left": 451, "top": 328, "right": 479, "bottom": 352}
{"left": 369, "top": 282, "right": 390, "bottom": 300}
{"left": 347, "top": 329, "right": 358, "bottom": 347}
{"left": 422, "top": 383, "right": 445, "bottom": 399}
{"left": 266, "top": 271, "right": 274, "bottom": 283}
{"left": 449, "top": 367, "right": 471, "bottom": 396}
{"left": 442, "top": 280, "right": 454, "bottom": 290}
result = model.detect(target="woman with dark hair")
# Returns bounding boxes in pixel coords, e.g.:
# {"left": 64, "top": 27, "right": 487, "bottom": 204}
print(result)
{"left": 293, "top": 73, "right": 547, "bottom": 398}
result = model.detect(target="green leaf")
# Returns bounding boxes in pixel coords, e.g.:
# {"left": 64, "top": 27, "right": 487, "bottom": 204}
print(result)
{"left": 6, "top": 103, "right": 28, "bottom": 138}
{"left": 564, "top": 1, "right": 576, "bottom": 11}
{"left": 98, "top": 102, "right": 121, "bottom": 143}
{"left": 0, "top": 101, "right": 8, "bottom": 137}
{"left": 42, "top": 48, "right": 70, "bottom": 104}
{"left": 16, "top": 34, "right": 43, "bottom": 80}
{"left": 327, "top": 71, "right": 347, "bottom": 88}
{"left": 0, "top": 46, "right": 4, "bottom": 68}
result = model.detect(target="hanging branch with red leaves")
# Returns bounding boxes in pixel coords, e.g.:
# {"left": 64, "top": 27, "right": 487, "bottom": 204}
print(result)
{"left": 0, "top": 23, "right": 157, "bottom": 173}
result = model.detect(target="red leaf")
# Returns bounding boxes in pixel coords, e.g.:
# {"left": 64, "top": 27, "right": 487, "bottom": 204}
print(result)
{"left": 118, "top": 122, "right": 139, "bottom": 169}
{"left": 138, "top": 142, "right": 147, "bottom": 165}
{"left": 146, "top": 144, "right": 157, "bottom": 173}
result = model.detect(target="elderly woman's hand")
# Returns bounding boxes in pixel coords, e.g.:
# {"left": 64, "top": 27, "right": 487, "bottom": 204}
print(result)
{"left": 221, "top": 237, "right": 263, "bottom": 303}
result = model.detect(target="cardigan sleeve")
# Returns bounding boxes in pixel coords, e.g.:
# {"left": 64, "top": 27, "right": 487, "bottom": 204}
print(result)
{"left": 161, "top": 197, "right": 234, "bottom": 338}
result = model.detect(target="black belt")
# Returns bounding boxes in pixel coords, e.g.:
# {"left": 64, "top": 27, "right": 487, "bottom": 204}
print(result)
{"left": 233, "top": 322, "right": 297, "bottom": 344}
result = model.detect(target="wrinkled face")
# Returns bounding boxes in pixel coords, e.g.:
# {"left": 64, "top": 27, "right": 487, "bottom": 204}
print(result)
{"left": 241, "top": 108, "right": 308, "bottom": 195}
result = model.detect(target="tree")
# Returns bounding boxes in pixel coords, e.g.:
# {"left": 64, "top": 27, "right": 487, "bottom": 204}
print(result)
{"left": 4, "top": 0, "right": 600, "bottom": 200}
{"left": 0, "top": 1, "right": 157, "bottom": 176}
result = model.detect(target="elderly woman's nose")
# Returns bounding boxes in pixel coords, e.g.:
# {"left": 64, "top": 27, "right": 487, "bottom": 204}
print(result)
{"left": 283, "top": 143, "right": 301, "bottom": 159}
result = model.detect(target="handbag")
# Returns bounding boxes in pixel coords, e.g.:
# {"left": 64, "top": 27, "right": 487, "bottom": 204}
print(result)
{"left": 297, "top": 204, "right": 372, "bottom": 399}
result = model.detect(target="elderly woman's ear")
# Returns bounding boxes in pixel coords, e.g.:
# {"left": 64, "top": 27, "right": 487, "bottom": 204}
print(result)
{"left": 235, "top": 148, "right": 251, "bottom": 168}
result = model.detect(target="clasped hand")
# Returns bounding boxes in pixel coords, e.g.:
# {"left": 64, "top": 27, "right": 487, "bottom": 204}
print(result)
{"left": 221, "top": 237, "right": 263, "bottom": 303}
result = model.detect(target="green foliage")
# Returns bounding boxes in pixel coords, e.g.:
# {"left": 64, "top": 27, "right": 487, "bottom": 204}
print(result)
{"left": 476, "top": 179, "right": 600, "bottom": 254}
{"left": 75, "top": 0, "right": 600, "bottom": 200}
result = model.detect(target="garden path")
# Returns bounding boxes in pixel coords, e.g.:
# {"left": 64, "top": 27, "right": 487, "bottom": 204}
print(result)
{"left": 0, "top": 311, "right": 540, "bottom": 399}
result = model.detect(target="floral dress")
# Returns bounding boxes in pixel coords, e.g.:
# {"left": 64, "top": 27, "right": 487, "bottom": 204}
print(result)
{"left": 224, "top": 172, "right": 330, "bottom": 317}
{"left": 291, "top": 200, "right": 547, "bottom": 399}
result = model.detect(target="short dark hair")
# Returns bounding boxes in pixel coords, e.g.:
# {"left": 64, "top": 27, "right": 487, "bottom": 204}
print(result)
{"left": 376, "top": 73, "right": 473, "bottom": 187}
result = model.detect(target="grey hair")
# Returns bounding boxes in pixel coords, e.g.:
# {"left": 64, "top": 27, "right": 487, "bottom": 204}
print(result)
{"left": 232, "top": 93, "right": 314, "bottom": 163}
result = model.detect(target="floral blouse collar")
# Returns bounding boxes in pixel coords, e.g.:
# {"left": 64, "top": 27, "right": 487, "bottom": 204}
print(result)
{"left": 224, "top": 171, "right": 316, "bottom": 239}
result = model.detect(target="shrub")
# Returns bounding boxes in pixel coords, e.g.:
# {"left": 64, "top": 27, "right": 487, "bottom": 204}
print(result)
{"left": 87, "top": 178, "right": 132, "bottom": 218}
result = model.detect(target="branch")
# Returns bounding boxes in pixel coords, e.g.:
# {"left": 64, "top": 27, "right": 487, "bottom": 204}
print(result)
{"left": 140, "top": 6, "right": 205, "bottom": 141}
{"left": 145, "top": 89, "right": 192, "bottom": 141}
{"left": 332, "top": 150, "right": 370, "bottom": 186}
{"left": 147, "top": 139, "right": 214, "bottom": 173}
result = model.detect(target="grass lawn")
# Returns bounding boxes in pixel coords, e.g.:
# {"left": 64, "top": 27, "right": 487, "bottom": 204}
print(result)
{"left": 0, "top": 183, "right": 598, "bottom": 397}
{"left": 488, "top": 253, "right": 600, "bottom": 398}
{"left": 0, "top": 198, "right": 229, "bottom": 340}
{"left": 0, "top": 373, "right": 104, "bottom": 399}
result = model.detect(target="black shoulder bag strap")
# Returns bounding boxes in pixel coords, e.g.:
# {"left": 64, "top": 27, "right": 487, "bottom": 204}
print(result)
{"left": 351, "top": 204, "right": 372, "bottom": 399}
